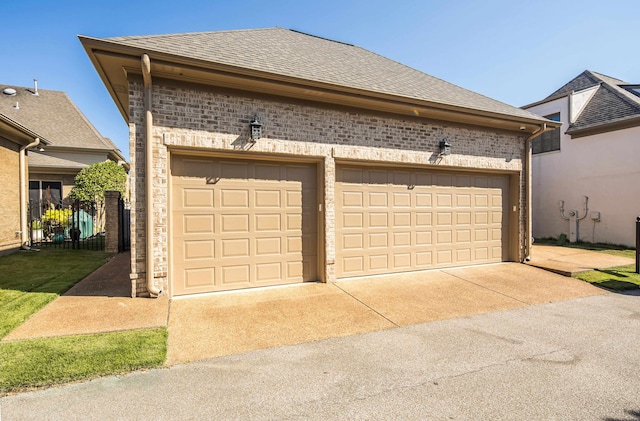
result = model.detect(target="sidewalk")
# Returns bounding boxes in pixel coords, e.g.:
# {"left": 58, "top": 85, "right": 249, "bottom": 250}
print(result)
{"left": 526, "top": 244, "right": 635, "bottom": 276}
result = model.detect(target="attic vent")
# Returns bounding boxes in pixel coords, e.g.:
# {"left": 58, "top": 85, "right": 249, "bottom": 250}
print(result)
{"left": 3, "top": 88, "right": 17, "bottom": 96}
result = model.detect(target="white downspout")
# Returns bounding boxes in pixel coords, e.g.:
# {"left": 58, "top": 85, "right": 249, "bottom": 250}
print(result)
{"left": 142, "top": 54, "right": 161, "bottom": 297}
{"left": 524, "top": 124, "right": 546, "bottom": 261}
{"left": 19, "top": 138, "right": 40, "bottom": 248}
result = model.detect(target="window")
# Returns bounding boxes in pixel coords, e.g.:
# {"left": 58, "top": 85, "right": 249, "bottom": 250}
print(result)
{"left": 29, "top": 181, "right": 62, "bottom": 206}
{"left": 532, "top": 113, "right": 561, "bottom": 154}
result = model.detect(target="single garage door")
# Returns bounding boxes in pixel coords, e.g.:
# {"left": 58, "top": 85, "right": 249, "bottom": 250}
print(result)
{"left": 171, "top": 155, "right": 318, "bottom": 296}
{"left": 336, "top": 165, "right": 509, "bottom": 278}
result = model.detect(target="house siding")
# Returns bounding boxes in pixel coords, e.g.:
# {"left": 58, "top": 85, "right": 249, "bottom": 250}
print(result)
{"left": 0, "top": 137, "right": 22, "bottom": 254}
{"left": 129, "top": 79, "right": 527, "bottom": 296}
{"left": 528, "top": 97, "right": 640, "bottom": 246}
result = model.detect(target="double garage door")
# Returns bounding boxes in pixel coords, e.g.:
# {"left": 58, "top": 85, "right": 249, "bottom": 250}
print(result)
{"left": 336, "top": 166, "right": 509, "bottom": 278}
{"left": 171, "top": 156, "right": 510, "bottom": 296}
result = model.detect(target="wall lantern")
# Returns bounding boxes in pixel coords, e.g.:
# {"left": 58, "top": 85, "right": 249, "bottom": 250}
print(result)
{"left": 439, "top": 139, "right": 451, "bottom": 156}
{"left": 250, "top": 116, "right": 262, "bottom": 141}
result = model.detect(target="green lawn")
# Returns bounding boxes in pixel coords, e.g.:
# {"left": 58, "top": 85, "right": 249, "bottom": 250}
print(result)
{"left": 575, "top": 265, "right": 640, "bottom": 291}
{"left": 0, "top": 248, "right": 112, "bottom": 338}
{"left": 0, "top": 328, "right": 167, "bottom": 394}
{"left": 0, "top": 248, "right": 168, "bottom": 395}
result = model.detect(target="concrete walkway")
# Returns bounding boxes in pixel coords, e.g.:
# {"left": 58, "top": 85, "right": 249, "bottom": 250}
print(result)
{"left": 526, "top": 244, "right": 634, "bottom": 276}
{"left": 2, "top": 245, "right": 630, "bottom": 365}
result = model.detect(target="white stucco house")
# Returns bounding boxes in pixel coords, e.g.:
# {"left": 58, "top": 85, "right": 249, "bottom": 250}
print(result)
{"left": 523, "top": 70, "right": 640, "bottom": 247}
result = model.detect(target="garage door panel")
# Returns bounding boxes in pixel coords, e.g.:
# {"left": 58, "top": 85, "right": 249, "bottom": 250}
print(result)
{"left": 336, "top": 165, "right": 509, "bottom": 278}
{"left": 172, "top": 155, "right": 317, "bottom": 295}
{"left": 183, "top": 189, "right": 214, "bottom": 208}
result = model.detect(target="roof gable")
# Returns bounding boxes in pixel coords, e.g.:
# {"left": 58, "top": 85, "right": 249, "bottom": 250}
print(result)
{"left": 570, "top": 83, "right": 640, "bottom": 130}
{"left": 0, "top": 85, "right": 122, "bottom": 156}
{"left": 99, "top": 27, "right": 543, "bottom": 123}
{"left": 532, "top": 70, "right": 640, "bottom": 135}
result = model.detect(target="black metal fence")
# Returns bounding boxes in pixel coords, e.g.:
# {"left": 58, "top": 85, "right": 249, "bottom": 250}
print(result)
{"left": 118, "top": 197, "right": 131, "bottom": 252}
{"left": 28, "top": 198, "right": 105, "bottom": 250}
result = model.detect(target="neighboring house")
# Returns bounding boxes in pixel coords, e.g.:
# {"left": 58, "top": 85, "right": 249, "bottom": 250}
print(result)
{"left": 0, "top": 113, "right": 50, "bottom": 254}
{"left": 80, "top": 27, "right": 556, "bottom": 298}
{"left": 523, "top": 70, "right": 640, "bottom": 247}
{"left": 0, "top": 82, "right": 127, "bottom": 206}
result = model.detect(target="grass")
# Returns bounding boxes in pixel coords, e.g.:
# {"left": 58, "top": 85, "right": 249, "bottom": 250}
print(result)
{"left": 0, "top": 248, "right": 169, "bottom": 395}
{"left": 0, "top": 328, "right": 167, "bottom": 395}
{"left": 535, "top": 237, "right": 639, "bottom": 291}
{"left": 575, "top": 265, "right": 640, "bottom": 291}
{"left": 0, "top": 248, "right": 113, "bottom": 338}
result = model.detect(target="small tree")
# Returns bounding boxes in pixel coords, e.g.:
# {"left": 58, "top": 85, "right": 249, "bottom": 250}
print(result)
{"left": 69, "top": 161, "right": 127, "bottom": 234}
{"left": 69, "top": 160, "right": 127, "bottom": 203}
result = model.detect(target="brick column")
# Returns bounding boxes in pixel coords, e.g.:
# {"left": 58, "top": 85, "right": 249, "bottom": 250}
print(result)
{"left": 104, "top": 190, "right": 121, "bottom": 253}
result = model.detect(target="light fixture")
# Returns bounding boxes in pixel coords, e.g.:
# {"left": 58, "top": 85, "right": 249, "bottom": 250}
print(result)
{"left": 439, "top": 139, "right": 451, "bottom": 156}
{"left": 250, "top": 116, "right": 262, "bottom": 141}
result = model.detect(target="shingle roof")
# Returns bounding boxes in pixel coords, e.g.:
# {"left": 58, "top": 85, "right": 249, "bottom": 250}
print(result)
{"left": 0, "top": 85, "right": 121, "bottom": 153}
{"left": 27, "top": 151, "right": 88, "bottom": 169}
{"left": 545, "top": 70, "right": 640, "bottom": 133}
{"left": 103, "top": 27, "right": 542, "bottom": 121}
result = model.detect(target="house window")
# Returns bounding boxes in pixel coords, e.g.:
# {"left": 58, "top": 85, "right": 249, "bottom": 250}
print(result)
{"left": 29, "top": 181, "right": 62, "bottom": 206}
{"left": 532, "top": 113, "right": 561, "bottom": 154}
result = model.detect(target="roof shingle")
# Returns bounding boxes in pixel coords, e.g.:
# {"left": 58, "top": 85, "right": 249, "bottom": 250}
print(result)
{"left": 0, "top": 85, "right": 121, "bottom": 154}
{"left": 103, "top": 27, "right": 542, "bottom": 121}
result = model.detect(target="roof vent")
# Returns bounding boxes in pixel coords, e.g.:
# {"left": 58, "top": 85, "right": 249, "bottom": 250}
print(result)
{"left": 3, "top": 88, "right": 17, "bottom": 96}
{"left": 33, "top": 79, "right": 39, "bottom": 96}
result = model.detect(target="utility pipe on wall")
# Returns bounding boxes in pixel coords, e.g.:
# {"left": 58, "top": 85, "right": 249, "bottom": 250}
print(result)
{"left": 19, "top": 137, "right": 40, "bottom": 248}
{"left": 524, "top": 124, "right": 546, "bottom": 261}
{"left": 142, "top": 54, "right": 161, "bottom": 297}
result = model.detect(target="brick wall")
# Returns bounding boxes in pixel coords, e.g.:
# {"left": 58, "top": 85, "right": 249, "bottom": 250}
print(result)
{"left": 129, "top": 80, "right": 527, "bottom": 295}
{"left": 0, "top": 137, "right": 22, "bottom": 254}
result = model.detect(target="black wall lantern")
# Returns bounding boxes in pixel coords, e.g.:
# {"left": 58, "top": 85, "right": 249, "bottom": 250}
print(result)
{"left": 250, "top": 116, "right": 262, "bottom": 141}
{"left": 439, "top": 139, "right": 451, "bottom": 156}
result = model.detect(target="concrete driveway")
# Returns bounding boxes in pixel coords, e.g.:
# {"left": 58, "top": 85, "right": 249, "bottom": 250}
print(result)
{"left": 166, "top": 263, "right": 603, "bottom": 365}
{"left": 3, "top": 246, "right": 620, "bottom": 366}
{"left": 3, "top": 288, "right": 638, "bottom": 420}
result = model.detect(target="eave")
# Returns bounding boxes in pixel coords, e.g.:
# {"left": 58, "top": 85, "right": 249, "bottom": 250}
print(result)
{"left": 566, "top": 115, "right": 640, "bottom": 138}
{"left": 79, "top": 35, "right": 557, "bottom": 135}
{"left": 0, "top": 114, "right": 51, "bottom": 146}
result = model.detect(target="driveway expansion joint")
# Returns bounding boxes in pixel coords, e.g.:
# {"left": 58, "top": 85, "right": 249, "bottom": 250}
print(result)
{"left": 442, "top": 269, "right": 531, "bottom": 305}
{"left": 332, "top": 283, "right": 400, "bottom": 328}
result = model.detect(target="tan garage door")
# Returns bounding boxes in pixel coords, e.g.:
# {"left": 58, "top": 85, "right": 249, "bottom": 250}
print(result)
{"left": 336, "top": 165, "right": 509, "bottom": 278}
{"left": 171, "top": 155, "right": 318, "bottom": 296}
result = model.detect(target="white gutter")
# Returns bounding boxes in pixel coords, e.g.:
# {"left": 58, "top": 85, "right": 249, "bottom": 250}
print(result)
{"left": 142, "top": 54, "right": 161, "bottom": 297}
{"left": 524, "top": 124, "right": 548, "bottom": 261}
{"left": 19, "top": 137, "right": 40, "bottom": 248}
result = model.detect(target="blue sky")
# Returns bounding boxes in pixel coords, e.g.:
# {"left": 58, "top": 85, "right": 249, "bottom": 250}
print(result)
{"left": 2, "top": 0, "right": 638, "bottom": 157}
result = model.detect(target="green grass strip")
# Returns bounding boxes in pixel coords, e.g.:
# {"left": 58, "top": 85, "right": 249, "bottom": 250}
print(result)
{"left": 575, "top": 264, "right": 640, "bottom": 291}
{"left": 0, "top": 328, "right": 167, "bottom": 395}
{"left": 0, "top": 248, "right": 113, "bottom": 338}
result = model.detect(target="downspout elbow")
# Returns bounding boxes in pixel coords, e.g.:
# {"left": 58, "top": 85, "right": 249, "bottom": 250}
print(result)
{"left": 142, "top": 54, "right": 161, "bottom": 297}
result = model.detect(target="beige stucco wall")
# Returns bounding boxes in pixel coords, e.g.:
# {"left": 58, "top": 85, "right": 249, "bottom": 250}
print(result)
{"left": 528, "top": 97, "right": 640, "bottom": 247}
{"left": 0, "top": 137, "right": 22, "bottom": 254}
{"left": 128, "top": 79, "right": 528, "bottom": 296}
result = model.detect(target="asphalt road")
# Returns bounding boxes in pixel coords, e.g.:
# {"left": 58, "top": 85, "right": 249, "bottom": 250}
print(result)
{"left": 2, "top": 290, "right": 639, "bottom": 420}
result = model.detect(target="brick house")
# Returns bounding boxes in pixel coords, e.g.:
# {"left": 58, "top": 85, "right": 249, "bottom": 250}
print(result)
{"left": 80, "top": 28, "right": 557, "bottom": 297}
{"left": 0, "top": 83, "right": 127, "bottom": 205}
{"left": 0, "top": 113, "right": 50, "bottom": 254}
